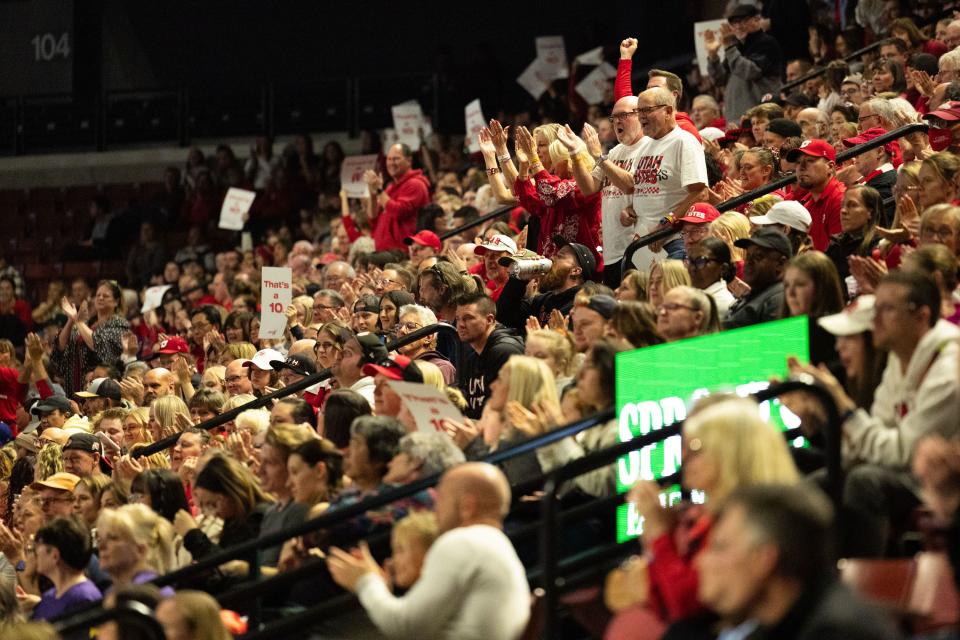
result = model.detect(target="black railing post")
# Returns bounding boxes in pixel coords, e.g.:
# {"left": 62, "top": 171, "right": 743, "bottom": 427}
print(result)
{"left": 539, "top": 474, "right": 561, "bottom": 639}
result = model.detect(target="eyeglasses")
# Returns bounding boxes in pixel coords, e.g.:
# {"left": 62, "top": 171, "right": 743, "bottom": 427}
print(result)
{"left": 397, "top": 321, "right": 423, "bottom": 332}
{"left": 684, "top": 257, "right": 719, "bottom": 269}
{"left": 636, "top": 105, "right": 668, "bottom": 116}
{"left": 314, "top": 341, "right": 340, "bottom": 352}
{"left": 920, "top": 225, "right": 956, "bottom": 241}
{"left": 377, "top": 278, "right": 403, "bottom": 288}
{"left": 857, "top": 113, "right": 880, "bottom": 124}
{"left": 657, "top": 303, "right": 698, "bottom": 314}
{"left": 607, "top": 109, "right": 639, "bottom": 123}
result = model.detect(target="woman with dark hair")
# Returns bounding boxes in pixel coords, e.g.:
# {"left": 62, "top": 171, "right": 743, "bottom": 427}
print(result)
{"left": 869, "top": 58, "right": 907, "bottom": 96}
{"left": 129, "top": 469, "right": 190, "bottom": 523}
{"left": 222, "top": 311, "right": 255, "bottom": 344}
{"left": 686, "top": 237, "right": 736, "bottom": 320}
{"left": 54, "top": 279, "right": 129, "bottom": 394}
{"left": 321, "top": 389, "right": 372, "bottom": 449}
{"left": 287, "top": 437, "right": 344, "bottom": 507}
{"left": 782, "top": 250, "right": 846, "bottom": 368}
{"left": 826, "top": 184, "right": 881, "bottom": 289}
{"left": 378, "top": 290, "right": 415, "bottom": 336}
{"left": 318, "top": 141, "right": 346, "bottom": 195}
{"left": 605, "top": 301, "right": 663, "bottom": 349}
{"left": 28, "top": 517, "right": 101, "bottom": 621}
{"left": 173, "top": 454, "right": 273, "bottom": 591}
{"left": 0, "top": 276, "right": 31, "bottom": 348}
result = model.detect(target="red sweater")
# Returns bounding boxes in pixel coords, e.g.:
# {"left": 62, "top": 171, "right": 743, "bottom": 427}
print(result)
{"left": 0, "top": 367, "right": 24, "bottom": 427}
{"left": 615, "top": 59, "right": 702, "bottom": 142}
{"left": 514, "top": 171, "right": 603, "bottom": 273}
{"left": 646, "top": 507, "right": 713, "bottom": 622}
{"left": 372, "top": 169, "right": 431, "bottom": 251}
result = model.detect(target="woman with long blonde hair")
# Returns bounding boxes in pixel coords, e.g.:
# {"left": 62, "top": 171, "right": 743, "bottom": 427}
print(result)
{"left": 97, "top": 504, "right": 176, "bottom": 592}
{"left": 609, "top": 396, "right": 799, "bottom": 631}
{"left": 149, "top": 395, "right": 189, "bottom": 442}
{"left": 709, "top": 212, "right": 752, "bottom": 264}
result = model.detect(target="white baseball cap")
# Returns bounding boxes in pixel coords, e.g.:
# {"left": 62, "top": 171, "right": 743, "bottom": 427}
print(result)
{"left": 243, "top": 348, "right": 286, "bottom": 371}
{"left": 818, "top": 295, "right": 875, "bottom": 336}
{"left": 750, "top": 200, "right": 812, "bottom": 234}
{"left": 699, "top": 127, "right": 726, "bottom": 142}
{"left": 474, "top": 234, "right": 518, "bottom": 256}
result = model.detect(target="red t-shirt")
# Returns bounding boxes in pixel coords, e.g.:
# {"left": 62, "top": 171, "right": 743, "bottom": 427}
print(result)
{"left": 0, "top": 367, "right": 24, "bottom": 428}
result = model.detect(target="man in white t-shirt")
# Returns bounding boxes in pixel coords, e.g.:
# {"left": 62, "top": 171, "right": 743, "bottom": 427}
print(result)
{"left": 328, "top": 462, "right": 530, "bottom": 640}
{"left": 557, "top": 95, "right": 644, "bottom": 288}
{"left": 628, "top": 87, "right": 708, "bottom": 273}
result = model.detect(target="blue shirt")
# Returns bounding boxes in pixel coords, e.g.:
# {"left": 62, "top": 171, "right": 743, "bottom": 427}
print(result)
{"left": 32, "top": 580, "right": 102, "bottom": 621}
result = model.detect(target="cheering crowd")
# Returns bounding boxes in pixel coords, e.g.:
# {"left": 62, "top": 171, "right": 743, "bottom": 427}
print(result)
{"left": 5, "top": 2, "right": 960, "bottom": 638}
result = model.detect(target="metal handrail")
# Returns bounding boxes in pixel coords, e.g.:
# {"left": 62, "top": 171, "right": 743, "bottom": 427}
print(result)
{"left": 132, "top": 322, "right": 458, "bottom": 458}
{"left": 621, "top": 121, "right": 929, "bottom": 270}
{"left": 779, "top": 41, "right": 884, "bottom": 93}
{"left": 538, "top": 379, "right": 840, "bottom": 638}
{"left": 438, "top": 204, "right": 515, "bottom": 241}
{"left": 54, "top": 600, "right": 164, "bottom": 639}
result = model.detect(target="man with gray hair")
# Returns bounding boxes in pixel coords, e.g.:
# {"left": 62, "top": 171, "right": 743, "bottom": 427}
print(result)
{"left": 384, "top": 432, "right": 466, "bottom": 484}
{"left": 857, "top": 98, "right": 895, "bottom": 133}
{"left": 628, "top": 86, "right": 708, "bottom": 269}
{"left": 691, "top": 94, "right": 724, "bottom": 130}
{"left": 396, "top": 304, "right": 456, "bottom": 384}
{"left": 322, "top": 261, "right": 355, "bottom": 293}
{"left": 313, "top": 288, "right": 346, "bottom": 323}
{"left": 795, "top": 107, "right": 830, "bottom": 141}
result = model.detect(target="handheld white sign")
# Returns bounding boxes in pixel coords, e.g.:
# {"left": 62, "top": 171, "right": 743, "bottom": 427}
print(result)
{"left": 464, "top": 99, "right": 486, "bottom": 153}
{"left": 259, "top": 267, "right": 292, "bottom": 340}
{"left": 517, "top": 58, "right": 551, "bottom": 99}
{"left": 340, "top": 155, "right": 380, "bottom": 199}
{"left": 694, "top": 20, "right": 726, "bottom": 76}
{"left": 387, "top": 380, "right": 465, "bottom": 433}
{"left": 575, "top": 46, "right": 604, "bottom": 65}
{"left": 576, "top": 64, "right": 615, "bottom": 105}
{"left": 140, "top": 285, "right": 171, "bottom": 314}
{"left": 391, "top": 102, "right": 424, "bottom": 151}
{"left": 536, "top": 35, "right": 568, "bottom": 79}
{"left": 218, "top": 187, "right": 256, "bottom": 231}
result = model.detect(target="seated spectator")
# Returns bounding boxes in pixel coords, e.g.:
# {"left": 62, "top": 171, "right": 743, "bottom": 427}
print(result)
{"left": 378, "top": 291, "right": 415, "bottom": 337}
{"left": 328, "top": 463, "right": 530, "bottom": 640}
{"left": 28, "top": 517, "right": 102, "bottom": 621}
{"left": 524, "top": 328, "right": 575, "bottom": 396}
{"left": 73, "top": 474, "right": 111, "bottom": 529}
{"left": 387, "top": 512, "right": 439, "bottom": 591}
{"left": 686, "top": 237, "right": 736, "bottom": 320}
{"left": 657, "top": 286, "right": 718, "bottom": 342}
{"left": 318, "top": 389, "right": 371, "bottom": 450}
{"left": 825, "top": 184, "right": 882, "bottom": 289}
{"left": 647, "top": 260, "right": 691, "bottom": 309}
{"left": 686, "top": 484, "right": 899, "bottom": 640}
{"left": 901, "top": 243, "right": 960, "bottom": 324}
{"left": 395, "top": 304, "right": 456, "bottom": 385}
{"left": 791, "top": 270, "right": 960, "bottom": 556}
{"left": 606, "top": 300, "right": 663, "bottom": 349}
{"left": 724, "top": 229, "right": 792, "bottom": 329}
{"left": 608, "top": 396, "right": 798, "bottom": 630}
{"left": 615, "top": 270, "right": 648, "bottom": 302}
{"left": 286, "top": 437, "right": 344, "bottom": 507}
{"left": 258, "top": 423, "right": 314, "bottom": 567}
{"left": 781, "top": 251, "right": 845, "bottom": 367}
{"left": 97, "top": 504, "right": 175, "bottom": 594}
{"left": 749, "top": 200, "right": 813, "bottom": 257}
{"left": 340, "top": 416, "right": 405, "bottom": 498}
{"left": 156, "top": 590, "right": 233, "bottom": 640}
{"left": 383, "top": 432, "right": 466, "bottom": 484}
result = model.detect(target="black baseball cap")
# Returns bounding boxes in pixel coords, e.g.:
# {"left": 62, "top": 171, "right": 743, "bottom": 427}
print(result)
{"left": 585, "top": 295, "right": 617, "bottom": 320}
{"left": 553, "top": 236, "right": 597, "bottom": 280}
{"left": 784, "top": 92, "right": 815, "bottom": 108}
{"left": 31, "top": 395, "right": 72, "bottom": 416}
{"left": 269, "top": 355, "right": 319, "bottom": 377}
{"left": 63, "top": 433, "right": 102, "bottom": 456}
{"left": 766, "top": 118, "right": 802, "bottom": 139}
{"left": 734, "top": 228, "right": 794, "bottom": 259}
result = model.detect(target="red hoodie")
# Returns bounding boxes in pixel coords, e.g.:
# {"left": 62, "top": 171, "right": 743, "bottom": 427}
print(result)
{"left": 372, "top": 169, "right": 431, "bottom": 251}
{"left": 615, "top": 59, "right": 702, "bottom": 143}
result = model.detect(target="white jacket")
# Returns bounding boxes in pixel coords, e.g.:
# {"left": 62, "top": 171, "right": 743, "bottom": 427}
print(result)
{"left": 844, "top": 320, "right": 960, "bottom": 469}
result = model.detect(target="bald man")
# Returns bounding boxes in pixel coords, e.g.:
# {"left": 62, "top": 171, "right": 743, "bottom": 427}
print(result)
{"left": 556, "top": 95, "right": 645, "bottom": 287}
{"left": 329, "top": 463, "right": 529, "bottom": 640}
{"left": 224, "top": 359, "right": 254, "bottom": 397}
{"left": 143, "top": 367, "right": 176, "bottom": 405}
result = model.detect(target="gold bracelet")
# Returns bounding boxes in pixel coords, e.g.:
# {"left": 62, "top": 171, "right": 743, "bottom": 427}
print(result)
{"left": 529, "top": 154, "right": 540, "bottom": 165}
{"left": 486, "top": 167, "right": 502, "bottom": 176}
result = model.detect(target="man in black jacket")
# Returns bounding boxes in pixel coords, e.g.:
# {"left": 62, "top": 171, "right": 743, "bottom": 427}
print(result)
{"left": 455, "top": 292, "right": 524, "bottom": 419}
{"left": 723, "top": 229, "right": 791, "bottom": 330}
{"left": 496, "top": 238, "right": 597, "bottom": 335}
{"left": 678, "top": 484, "right": 899, "bottom": 640}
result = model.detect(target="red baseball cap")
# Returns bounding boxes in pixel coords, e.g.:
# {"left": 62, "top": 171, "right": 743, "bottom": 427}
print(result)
{"left": 362, "top": 354, "right": 424, "bottom": 383}
{"left": 677, "top": 203, "right": 720, "bottom": 225}
{"left": 924, "top": 101, "right": 960, "bottom": 123}
{"left": 149, "top": 336, "right": 189, "bottom": 358}
{"left": 841, "top": 126, "right": 898, "bottom": 156}
{"left": 785, "top": 139, "right": 836, "bottom": 163}
{"left": 404, "top": 230, "right": 441, "bottom": 252}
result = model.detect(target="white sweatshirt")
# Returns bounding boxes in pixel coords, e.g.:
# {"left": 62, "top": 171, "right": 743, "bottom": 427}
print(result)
{"left": 356, "top": 524, "right": 529, "bottom": 640}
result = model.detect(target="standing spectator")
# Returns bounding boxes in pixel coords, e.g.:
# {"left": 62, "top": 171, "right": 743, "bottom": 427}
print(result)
{"left": 629, "top": 87, "right": 707, "bottom": 269}
{"left": 0, "top": 277, "right": 31, "bottom": 348}
{"left": 513, "top": 126, "right": 603, "bottom": 270}
{"left": 455, "top": 293, "right": 524, "bottom": 419}
{"left": 786, "top": 140, "right": 845, "bottom": 251}
{"left": 724, "top": 229, "right": 792, "bottom": 329}
{"left": 54, "top": 280, "right": 129, "bottom": 395}
{"left": 363, "top": 144, "right": 431, "bottom": 252}
{"left": 328, "top": 463, "right": 530, "bottom": 640}
{"left": 245, "top": 136, "right": 277, "bottom": 191}
{"left": 557, "top": 94, "right": 643, "bottom": 288}
{"left": 125, "top": 222, "right": 166, "bottom": 289}
{"left": 706, "top": 4, "right": 784, "bottom": 123}
{"left": 0, "top": 256, "right": 24, "bottom": 300}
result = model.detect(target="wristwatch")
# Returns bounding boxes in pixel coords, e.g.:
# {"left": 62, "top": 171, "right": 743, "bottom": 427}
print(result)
{"left": 594, "top": 153, "right": 608, "bottom": 167}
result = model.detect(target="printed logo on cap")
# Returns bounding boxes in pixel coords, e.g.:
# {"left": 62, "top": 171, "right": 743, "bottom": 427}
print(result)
{"left": 800, "top": 140, "right": 812, "bottom": 148}
{"left": 686, "top": 205, "right": 707, "bottom": 220}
